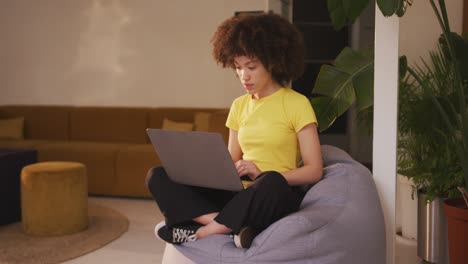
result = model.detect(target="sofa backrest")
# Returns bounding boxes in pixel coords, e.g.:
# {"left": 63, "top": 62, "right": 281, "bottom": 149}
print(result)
{"left": 0, "top": 105, "right": 230, "bottom": 144}
{"left": 0, "top": 105, "right": 71, "bottom": 140}
{"left": 147, "top": 108, "right": 221, "bottom": 127}
{"left": 148, "top": 107, "right": 229, "bottom": 143}
{"left": 70, "top": 107, "right": 149, "bottom": 144}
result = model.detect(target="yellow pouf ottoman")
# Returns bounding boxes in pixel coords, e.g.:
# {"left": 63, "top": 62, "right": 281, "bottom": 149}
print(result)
{"left": 21, "top": 161, "right": 88, "bottom": 236}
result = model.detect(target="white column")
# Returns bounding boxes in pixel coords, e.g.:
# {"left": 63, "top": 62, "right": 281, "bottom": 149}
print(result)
{"left": 373, "top": 6, "right": 399, "bottom": 264}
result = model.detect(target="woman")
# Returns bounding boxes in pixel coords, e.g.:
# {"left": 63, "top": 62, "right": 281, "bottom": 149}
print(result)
{"left": 146, "top": 12, "right": 322, "bottom": 249}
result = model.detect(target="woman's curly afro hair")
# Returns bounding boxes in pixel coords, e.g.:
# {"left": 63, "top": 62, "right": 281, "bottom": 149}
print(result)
{"left": 211, "top": 12, "right": 305, "bottom": 86}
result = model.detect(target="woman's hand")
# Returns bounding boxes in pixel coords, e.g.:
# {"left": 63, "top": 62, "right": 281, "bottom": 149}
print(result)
{"left": 235, "top": 160, "right": 261, "bottom": 180}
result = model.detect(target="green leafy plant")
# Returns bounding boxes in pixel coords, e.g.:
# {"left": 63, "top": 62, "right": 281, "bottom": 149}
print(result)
{"left": 310, "top": 48, "right": 407, "bottom": 132}
{"left": 398, "top": 44, "right": 464, "bottom": 201}
{"left": 313, "top": 0, "right": 467, "bottom": 205}
{"left": 310, "top": 48, "right": 373, "bottom": 132}
{"left": 405, "top": 0, "right": 468, "bottom": 205}
{"left": 311, "top": 0, "right": 412, "bottom": 132}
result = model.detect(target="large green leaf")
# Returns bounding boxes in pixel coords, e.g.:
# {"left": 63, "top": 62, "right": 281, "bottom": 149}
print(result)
{"left": 342, "top": 0, "right": 371, "bottom": 22}
{"left": 312, "top": 48, "right": 373, "bottom": 131}
{"left": 310, "top": 96, "right": 354, "bottom": 132}
{"left": 335, "top": 47, "right": 373, "bottom": 74}
{"left": 335, "top": 48, "right": 374, "bottom": 110}
{"left": 313, "top": 65, "right": 357, "bottom": 100}
{"left": 327, "top": 0, "right": 347, "bottom": 30}
{"left": 327, "top": 0, "right": 370, "bottom": 30}
{"left": 312, "top": 66, "right": 357, "bottom": 132}
{"left": 311, "top": 48, "right": 409, "bottom": 132}
{"left": 376, "top": 0, "right": 400, "bottom": 16}
{"left": 396, "top": 0, "right": 413, "bottom": 17}
{"left": 354, "top": 69, "right": 374, "bottom": 110}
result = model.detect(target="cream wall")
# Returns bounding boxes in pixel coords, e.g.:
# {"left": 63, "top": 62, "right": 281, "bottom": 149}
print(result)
{"left": 0, "top": 0, "right": 267, "bottom": 107}
{"left": 399, "top": 0, "right": 463, "bottom": 65}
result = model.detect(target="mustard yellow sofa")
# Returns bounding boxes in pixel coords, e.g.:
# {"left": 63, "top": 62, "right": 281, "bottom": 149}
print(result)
{"left": 0, "top": 105, "right": 229, "bottom": 198}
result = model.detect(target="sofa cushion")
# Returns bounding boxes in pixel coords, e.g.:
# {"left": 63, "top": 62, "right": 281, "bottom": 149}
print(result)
{"left": 36, "top": 142, "right": 133, "bottom": 195}
{"left": 148, "top": 108, "right": 229, "bottom": 144}
{"left": 162, "top": 118, "right": 194, "bottom": 131}
{"left": 192, "top": 111, "right": 230, "bottom": 143}
{"left": 115, "top": 144, "right": 160, "bottom": 197}
{"left": 0, "top": 139, "right": 57, "bottom": 150}
{"left": 0, "top": 117, "right": 24, "bottom": 140}
{"left": 148, "top": 108, "right": 226, "bottom": 128}
{"left": 205, "top": 111, "right": 229, "bottom": 144}
{"left": 70, "top": 107, "right": 149, "bottom": 144}
{"left": 193, "top": 112, "right": 211, "bottom": 131}
{"left": 0, "top": 106, "right": 71, "bottom": 140}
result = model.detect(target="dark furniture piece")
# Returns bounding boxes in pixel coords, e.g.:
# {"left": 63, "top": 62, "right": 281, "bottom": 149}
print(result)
{"left": 0, "top": 148, "right": 37, "bottom": 225}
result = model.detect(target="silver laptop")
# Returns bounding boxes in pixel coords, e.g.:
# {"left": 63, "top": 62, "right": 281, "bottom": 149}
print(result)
{"left": 146, "top": 128, "right": 244, "bottom": 191}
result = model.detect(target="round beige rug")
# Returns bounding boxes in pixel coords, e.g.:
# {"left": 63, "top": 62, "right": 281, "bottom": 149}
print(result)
{"left": 0, "top": 202, "right": 129, "bottom": 264}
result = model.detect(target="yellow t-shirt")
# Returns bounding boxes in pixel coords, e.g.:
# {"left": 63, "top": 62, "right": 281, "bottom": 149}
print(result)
{"left": 226, "top": 87, "right": 317, "bottom": 173}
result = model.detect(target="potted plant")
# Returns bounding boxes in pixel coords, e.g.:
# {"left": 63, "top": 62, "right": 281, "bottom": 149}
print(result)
{"left": 318, "top": 0, "right": 467, "bottom": 201}
{"left": 396, "top": 34, "right": 462, "bottom": 263}
{"left": 404, "top": 2, "right": 468, "bottom": 263}
{"left": 398, "top": 37, "right": 464, "bottom": 201}
{"left": 311, "top": 0, "right": 412, "bottom": 132}
{"left": 314, "top": 0, "right": 467, "bottom": 263}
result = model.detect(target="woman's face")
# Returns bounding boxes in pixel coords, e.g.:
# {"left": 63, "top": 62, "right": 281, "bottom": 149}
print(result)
{"left": 233, "top": 56, "right": 278, "bottom": 99}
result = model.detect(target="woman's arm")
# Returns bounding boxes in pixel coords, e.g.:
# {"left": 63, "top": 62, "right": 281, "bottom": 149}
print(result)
{"left": 281, "top": 123, "right": 323, "bottom": 185}
{"left": 228, "top": 129, "right": 242, "bottom": 163}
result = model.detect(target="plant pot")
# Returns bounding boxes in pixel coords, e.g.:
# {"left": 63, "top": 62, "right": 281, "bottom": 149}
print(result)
{"left": 443, "top": 198, "right": 468, "bottom": 264}
{"left": 417, "top": 192, "right": 449, "bottom": 264}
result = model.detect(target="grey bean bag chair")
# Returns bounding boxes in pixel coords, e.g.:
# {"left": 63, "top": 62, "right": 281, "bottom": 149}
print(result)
{"left": 173, "top": 145, "right": 385, "bottom": 264}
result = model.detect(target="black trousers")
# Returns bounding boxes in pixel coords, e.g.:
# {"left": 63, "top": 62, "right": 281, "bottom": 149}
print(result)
{"left": 146, "top": 167, "right": 304, "bottom": 234}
